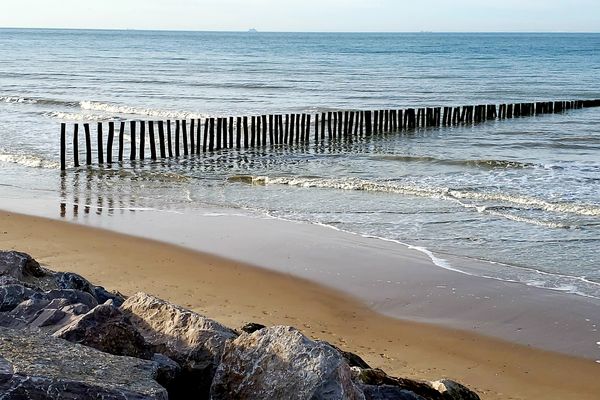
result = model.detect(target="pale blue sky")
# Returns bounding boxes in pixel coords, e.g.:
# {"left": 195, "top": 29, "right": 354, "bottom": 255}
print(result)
{"left": 1, "top": 0, "right": 598, "bottom": 32}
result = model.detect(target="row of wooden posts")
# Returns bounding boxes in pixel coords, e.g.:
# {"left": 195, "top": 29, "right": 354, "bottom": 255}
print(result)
{"left": 59, "top": 99, "right": 600, "bottom": 170}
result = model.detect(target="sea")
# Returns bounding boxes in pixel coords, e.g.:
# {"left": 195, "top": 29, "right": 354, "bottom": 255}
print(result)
{"left": 1, "top": 29, "right": 599, "bottom": 299}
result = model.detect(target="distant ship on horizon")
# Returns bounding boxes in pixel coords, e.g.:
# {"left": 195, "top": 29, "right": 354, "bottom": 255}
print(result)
{"left": 248, "top": 28, "right": 258, "bottom": 33}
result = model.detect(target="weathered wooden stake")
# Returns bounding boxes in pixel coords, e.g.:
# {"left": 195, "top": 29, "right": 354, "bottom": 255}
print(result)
{"left": 182, "top": 120, "right": 189, "bottom": 156}
{"left": 97, "top": 122, "right": 104, "bottom": 164}
{"left": 60, "top": 123, "right": 66, "bottom": 171}
{"left": 158, "top": 121, "right": 166, "bottom": 158}
{"left": 216, "top": 118, "right": 222, "bottom": 151}
{"left": 243, "top": 117, "right": 249, "bottom": 149}
{"left": 269, "top": 114, "right": 274, "bottom": 145}
{"left": 285, "top": 114, "right": 290, "bottom": 144}
{"left": 306, "top": 114, "right": 311, "bottom": 144}
{"left": 235, "top": 117, "right": 241, "bottom": 149}
{"left": 175, "top": 120, "right": 180, "bottom": 157}
{"left": 262, "top": 115, "right": 268, "bottom": 146}
{"left": 118, "top": 122, "right": 125, "bottom": 162}
{"left": 107, "top": 121, "right": 115, "bottom": 164}
{"left": 73, "top": 123, "right": 80, "bottom": 167}
{"left": 209, "top": 118, "right": 216, "bottom": 151}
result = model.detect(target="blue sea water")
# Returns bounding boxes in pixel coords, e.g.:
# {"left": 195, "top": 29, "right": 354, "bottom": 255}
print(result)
{"left": 0, "top": 29, "right": 599, "bottom": 298}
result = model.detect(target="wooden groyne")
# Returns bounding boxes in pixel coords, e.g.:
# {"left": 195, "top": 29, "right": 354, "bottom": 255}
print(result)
{"left": 59, "top": 99, "right": 600, "bottom": 170}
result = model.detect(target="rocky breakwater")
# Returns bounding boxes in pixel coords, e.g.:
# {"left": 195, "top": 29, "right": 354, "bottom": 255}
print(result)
{"left": 0, "top": 250, "right": 481, "bottom": 400}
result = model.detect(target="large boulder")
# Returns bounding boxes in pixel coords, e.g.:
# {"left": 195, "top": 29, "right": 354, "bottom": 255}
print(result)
{"left": 54, "top": 302, "right": 152, "bottom": 359}
{"left": 0, "top": 284, "right": 37, "bottom": 312}
{"left": 121, "top": 292, "right": 238, "bottom": 398}
{"left": 0, "top": 327, "right": 167, "bottom": 399}
{"left": 352, "top": 368, "right": 480, "bottom": 400}
{"left": 210, "top": 325, "right": 365, "bottom": 400}
{"left": 0, "top": 250, "right": 125, "bottom": 306}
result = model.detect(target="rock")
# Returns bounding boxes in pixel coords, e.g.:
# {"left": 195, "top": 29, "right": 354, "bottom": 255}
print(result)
{"left": 0, "top": 250, "right": 125, "bottom": 306}
{"left": 121, "top": 292, "right": 238, "bottom": 397}
{"left": 0, "top": 327, "right": 167, "bottom": 399}
{"left": 34, "top": 288, "right": 99, "bottom": 309}
{"left": 0, "top": 284, "right": 37, "bottom": 312}
{"left": 54, "top": 302, "right": 152, "bottom": 359}
{"left": 428, "top": 380, "right": 480, "bottom": 400}
{"left": 0, "top": 296, "right": 90, "bottom": 332}
{"left": 152, "top": 353, "right": 182, "bottom": 391}
{"left": 240, "top": 322, "right": 266, "bottom": 334}
{"left": 55, "top": 271, "right": 126, "bottom": 307}
{"left": 210, "top": 325, "right": 365, "bottom": 400}
{"left": 0, "top": 250, "right": 46, "bottom": 283}
{"left": 331, "top": 344, "right": 372, "bottom": 369}
{"left": 352, "top": 368, "right": 480, "bottom": 400}
{"left": 362, "top": 385, "right": 427, "bottom": 400}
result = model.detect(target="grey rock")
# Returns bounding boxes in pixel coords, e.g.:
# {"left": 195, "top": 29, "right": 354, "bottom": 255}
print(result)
{"left": 0, "top": 250, "right": 46, "bottom": 283}
{"left": 362, "top": 385, "right": 427, "bottom": 400}
{"left": 0, "top": 327, "right": 167, "bottom": 399}
{"left": 352, "top": 368, "right": 480, "bottom": 400}
{"left": 54, "top": 302, "right": 152, "bottom": 359}
{"left": 428, "top": 380, "right": 481, "bottom": 400}
{"left": 0, "top": 284, "right": 37, "bottom": 312}
{"left": 240, "top": 322, "right": 266, "bottom": 334}
{"left": 33, "top": 288, "right": 99, "bottom": 309}
{"left": 210, "top": 325, "right": 365, "bottom": 400}
{"left": 0, "top": 250, "right": 125, "bottom": 306}
{"left": 55, "top": 271, "right": 125, "bottom": 307}
{"left": 331, "top": 344, "right": 372, "bottom": 369}
{"left": 152, "top": 353, "right": 182, "bottom": 391}
{"left": 0, "top": 297, "right": 89, "bottom": 332}
{"left": 121, "top": 292, "right": 238, "bottom": 397}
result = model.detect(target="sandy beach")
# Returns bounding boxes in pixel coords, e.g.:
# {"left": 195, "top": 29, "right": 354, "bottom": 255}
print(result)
{"left": 1, "top": 209, "right": 599, "bottom": 400}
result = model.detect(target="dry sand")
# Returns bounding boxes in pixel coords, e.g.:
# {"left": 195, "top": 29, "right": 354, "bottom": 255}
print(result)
{"left": 1, "top": 210, "right": 599, "bottom": 400}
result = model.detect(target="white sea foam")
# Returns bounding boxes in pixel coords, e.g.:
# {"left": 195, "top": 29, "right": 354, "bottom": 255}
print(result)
{"left": 249, "top": 176, "right": 600, "bottom": 218}
{"left": 80, "top": 101, "right": 207, "bottom": 119}
{"left": 0, "top": 153, "right": 60, "bottom": 169}
{"left": 0, "top": 96, "right": 38, "bottom": 104}
{"left": 43, "top": 111, "right": 115, "bottom": 121}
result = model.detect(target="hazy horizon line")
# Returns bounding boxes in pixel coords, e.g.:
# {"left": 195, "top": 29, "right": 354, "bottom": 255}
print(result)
{"left": 0, "top": 26, "right": 598, "bottom": 34}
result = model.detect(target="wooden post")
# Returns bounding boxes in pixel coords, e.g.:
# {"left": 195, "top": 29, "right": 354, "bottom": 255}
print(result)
{"left": 203, "top": 118, "right": 209, "bottom": 152}
{"left": 285, "top": 114, "right": 290, "bottom": 144}
{"left": 256, "top": 115, "right": 261, "bottom": 146}
{"left": 60, "top": 123, "right": 66, "bottom": 171}
{"left": 166, "top": 120, "right": 173, "bottom": 157}
{"left": 384, "top": 110, "right": 389, "bottom": 132}
{"left": 175, "top": 120, "right": 180, "bottom": 157}
{"left": 373, "top": 110, "right": 378, "bottom": 134}
{"left": 354, "top": 111, "right": 360, "bottom": 136}
{"left": 306, "top": 114, "right": 311, "bottom": 144}
{"left": 182, "top": 120, "right": 189, "bottom": 155}
{"left": 278, "top": 115, "right": 284, "bottom": 144}
{"left": 228, "top": 117, "right": 233, "bottom": 149}
{"left": 85, "top": 123, "right": 93, "bottom": 164}
{"left": 107, "top": 121, "right": 115, "bottom": 164}
{"left": 241, "top": 116, "right": 248, "bottom": 149}
{"left": 359, "top": 111, "right": 364, "bottom": 135}
{"left": 262, "top": 115, "right": 268, "bottom": 146}
{"left": 216, "top": 118, "right": 222, "bottom": 150}
{"left": 139, "top": 121, "right": 145, "bottom": 160}
{"left": 197, "top": 118, "right": 203, "bottom": 153}
{"left": 295, "top": 114, "right": 301, "bottom": 144}
{"left": 148, "top": 121, "right": 156, "bottom": 160}
{"left": 73, "top": 123, "right": 80, "bottom": 167}
{"left": 321, "top": 112, "right": 326, "bottom": 140}
{"left": 97, "top": 122, "right": 104, "bottom": 164}
{"left": 379, "top": 110, "right": 384, "bottom": 132}
{"left": 269, "top": 114, "right": 274, "bottom": 145}
{"left": 397, "top": 110, "right": 403, "bottom": 131}
{"left": 331, "top": 112, "right": 337, "bottom": 139}
{"left": 190, "top": 119, "right": 195, "bottom": 154}
{"left": 235, "top": 117, "right": 241, "bottom": 149}
{"left": 209, "top": 118, "right": 216, "bottom": 151}
{"left": 127, "top": 121, "right": 135, "bottom": 161}
{"left": 327, "top": 112, "right": 332, "bottom": 140}
{"left": 118, "top": 122, "right": 125, "bottom": 162}
{"left": 315, "top": 114, "right": 319, "bottom": 143}
{"left": 297, "top": 113, "right": 306, "bottom": 142}
{"left": 335, "top": 111, "right": 341, "bottom": 138}
{"left": 251, "top": 116, "right": 256, "bottom": 147}
{"left": 158, "top": 121, "right": 166, "bottom": 158}
{"left": 343, "top": 111, "right": 349, "bottom": 137}
{"left": 366, "top": 111, "right": 373, "bottom": 135}
{"left": 348, "top": 112, "right": 354, "bottom": 139}
{"left": 273, "top": 115, "right": 279, "bottom": 145}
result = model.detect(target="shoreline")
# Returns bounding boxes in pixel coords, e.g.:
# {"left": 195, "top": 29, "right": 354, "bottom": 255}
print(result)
{"left": 1, "top": 209, "right": 599, "bottom": 399}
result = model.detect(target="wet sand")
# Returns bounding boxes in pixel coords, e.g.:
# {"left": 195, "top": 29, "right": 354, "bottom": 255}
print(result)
{"left": 1, "top": 209, "right": 599, "bottom": 400}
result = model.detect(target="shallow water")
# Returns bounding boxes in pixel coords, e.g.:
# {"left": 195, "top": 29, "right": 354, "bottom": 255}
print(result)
{"left": 1, "top": 29, "right": 599, "bottom": 298}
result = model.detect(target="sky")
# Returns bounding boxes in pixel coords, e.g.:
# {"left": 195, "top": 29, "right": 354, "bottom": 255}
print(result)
{"left": 0, "top": 0, "right": 598, "bottom": 32}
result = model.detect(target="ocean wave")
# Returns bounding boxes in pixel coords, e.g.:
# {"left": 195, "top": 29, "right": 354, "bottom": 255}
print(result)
{"left": 376, "top": 154, "right": 535, "bottom": 169}
{"left": 0, "top": 153, "right": 60, "bottom": 169}
{"left": 229, "top": 175, "right": 600, "bottom": 218}
{"left": 0, "top": 95, "right": 79, "bottom": 107}
{"left": 80, "top": 101, "right": 207, "bottom": 119}
{"left": 43, "top": 111, "right": 116, "bottom": 121}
